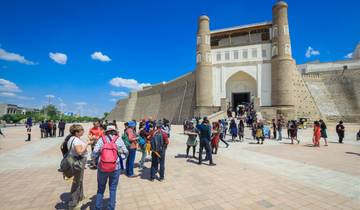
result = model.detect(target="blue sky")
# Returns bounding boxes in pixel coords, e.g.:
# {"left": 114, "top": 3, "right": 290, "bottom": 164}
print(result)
{"left": 0, "top": 0, "right": 359, "bottom": 117}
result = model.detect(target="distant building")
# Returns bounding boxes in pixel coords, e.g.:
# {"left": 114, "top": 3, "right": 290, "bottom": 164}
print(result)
{"left": 0, "top": 104, "right": 40, "bottom": 117}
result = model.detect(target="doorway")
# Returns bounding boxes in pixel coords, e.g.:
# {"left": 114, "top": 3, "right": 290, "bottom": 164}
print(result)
{"left": 232, "top": 92, "right": 250, "bottom": 111}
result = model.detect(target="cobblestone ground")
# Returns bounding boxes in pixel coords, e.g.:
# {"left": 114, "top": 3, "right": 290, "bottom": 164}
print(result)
{"left": 0, "top": 122, "right": 359, "bottom": 210}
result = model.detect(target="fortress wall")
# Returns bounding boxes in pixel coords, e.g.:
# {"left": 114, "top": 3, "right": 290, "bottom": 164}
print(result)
{"left": 107, "top": 98, "right": 128, "bottom": 121}
{"left": 107, "top": 72, "right": 196, "bottom": 124}
{"left": 303, "top": 69, "right": 360, "bottom": 122}
{"left": 158, "top": 72, "right": 196, "bottom": 124}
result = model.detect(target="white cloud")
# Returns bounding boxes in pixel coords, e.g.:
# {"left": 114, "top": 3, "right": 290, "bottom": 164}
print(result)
{"left": 344, "top": 53, "right": 353, "bottom": 59}
{"left": 110, "top": 91, "right": 128, "bottom": 97}
{"left": 49, "top": 52, "right": 67, "bottom": 64}
{"left": 110, "top": 98, "right": 117, "bottom": 102}
{"left": 0, "top": 48, "right": 35, "bottom": 65}
{"left": 45, "top": 94, "right": 55, "bottom": 98}
{"left": 109, "top": 77, "right": 151, "bottom": 90}
{"left": 0, "top": 78, "right": 21, "bottom": 92}
{"left": 0, "top": 92, "right": 34, "bottom": 100}
{"left": 91, "top": 51, "right": 111, "bottom": 62}
{"left": 305, "top": 46, "right": 320, "bottom": 58}
{"left": 75, "top": 102, "right": 87, "bottom": 106}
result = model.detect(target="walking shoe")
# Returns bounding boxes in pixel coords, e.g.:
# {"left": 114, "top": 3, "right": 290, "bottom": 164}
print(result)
{"left": 209, "top": 163, "right": 216, "bottom": 166}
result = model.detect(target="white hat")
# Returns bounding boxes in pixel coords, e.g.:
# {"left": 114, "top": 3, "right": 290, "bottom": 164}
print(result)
{"left": 106, "top": 125, "right": 116, "bottom": 132}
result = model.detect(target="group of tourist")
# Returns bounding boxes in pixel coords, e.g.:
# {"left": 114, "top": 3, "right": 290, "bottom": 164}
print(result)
{"left": 60, "top": 118, "right": 171, "bottom": 210}
{"left": 39, "top": 120, "right": 66, "bottom": 139}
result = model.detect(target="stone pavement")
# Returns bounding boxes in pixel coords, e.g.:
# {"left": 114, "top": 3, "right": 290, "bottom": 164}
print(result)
{"left": 0, "top": 123, "right": 359, "bottom": 210}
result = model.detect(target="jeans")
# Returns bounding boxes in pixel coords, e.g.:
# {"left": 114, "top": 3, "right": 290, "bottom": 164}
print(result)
{"left": 126, "top": 148, "right": 136, "bottom": 176}
{"left": 59, "top": 128, "right": 64, "bottom": 137}
{"left": 199, "top": 140, "right": 212, "bottom": 164}
{"left": 95, "top": 169, "right": 121, "bottom": 210}
{"left": 150, "top": 150, "right": 166, "bottom": 179}
{"left": 277, "top": 128, "right": 282, "bottom": 140}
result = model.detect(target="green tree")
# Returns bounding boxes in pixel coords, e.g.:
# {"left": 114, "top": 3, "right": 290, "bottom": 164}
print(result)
{"left": 41, "top": 105, "right": 59, "bottom": 120}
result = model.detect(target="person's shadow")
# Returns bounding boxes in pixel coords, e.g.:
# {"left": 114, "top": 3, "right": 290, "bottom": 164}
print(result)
{"left": 54, "top": 193, "right": 108, "bottom": 210}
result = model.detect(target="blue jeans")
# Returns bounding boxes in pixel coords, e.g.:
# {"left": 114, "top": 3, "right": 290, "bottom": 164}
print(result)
{"left": 95, "top": 169, "right": 121, "bottom": 210}
{"left": 126, "top": 148, "right": 136, "bottom": 176}
{"left": 277, "top": 128, "right": 282, "bottom": 140}
{"left": 150, "top": 150, "right": 166, "bottom": 179}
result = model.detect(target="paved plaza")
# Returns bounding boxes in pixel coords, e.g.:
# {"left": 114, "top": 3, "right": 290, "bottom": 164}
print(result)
{"left": 0, "top": 123, "right": 359, "bottom": 210}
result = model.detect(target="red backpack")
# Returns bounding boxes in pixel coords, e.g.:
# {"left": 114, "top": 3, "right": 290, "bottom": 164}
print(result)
{"left": 99, "top": 135, "right": 119, "bottom": 172}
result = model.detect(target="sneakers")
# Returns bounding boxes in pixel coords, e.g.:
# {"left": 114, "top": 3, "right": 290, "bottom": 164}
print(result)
{"left": 209, "top": 163, "right": 216, "bottom": 166}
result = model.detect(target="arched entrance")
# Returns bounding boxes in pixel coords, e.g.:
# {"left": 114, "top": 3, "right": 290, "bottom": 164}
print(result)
{"left": 225, "top": 71, "right": 257, "bottom": 110}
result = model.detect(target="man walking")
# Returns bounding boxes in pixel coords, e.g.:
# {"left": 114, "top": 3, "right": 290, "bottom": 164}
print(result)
{"left": 58, "top": 120, "right": 66, "bottom": 137}
{"left": 150, "top": 120, "right": 169, "bottom": 181}
{"left": 25, "top": 117, "right": 32, "bottom": 142}
{"left": 197, "top": 117, "right": 216, "bottom": 166}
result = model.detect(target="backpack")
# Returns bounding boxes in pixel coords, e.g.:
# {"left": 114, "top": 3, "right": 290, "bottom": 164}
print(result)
{"left": 138, "top": 136, "right": 146, "bottom": 148}
{"left": 98, "top": 135, "right": 119, "bottom": 173}
{"left": 121, "top": 133, "right": 131, "bottom": 148}
{"left": 60, "top": 134, "right": 73, "bottom": 156}
{"left": 59, "top": 137, "right": 84, "bottom": 178}
{"left": 151, "top": 130, "right": 165, "bottom": 154}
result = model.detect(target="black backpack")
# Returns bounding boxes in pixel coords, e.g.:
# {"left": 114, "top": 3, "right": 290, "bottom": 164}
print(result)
{"left": 60, "top": 134, "right": 73, "bottom": 157}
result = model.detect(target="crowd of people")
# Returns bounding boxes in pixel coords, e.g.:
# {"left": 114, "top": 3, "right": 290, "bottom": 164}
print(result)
{"left": 59, "top": 118, "right": 171, "bottom": 210}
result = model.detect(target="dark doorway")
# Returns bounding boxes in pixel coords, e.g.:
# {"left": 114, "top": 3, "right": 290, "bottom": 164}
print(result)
{"left": 232, "top": 92, "right": 250, "bottom": 110}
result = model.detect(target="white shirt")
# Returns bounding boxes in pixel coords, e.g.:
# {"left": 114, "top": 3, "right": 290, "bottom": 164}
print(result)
{"left": 67, "top": 136, "right": 88, "bottom": 157}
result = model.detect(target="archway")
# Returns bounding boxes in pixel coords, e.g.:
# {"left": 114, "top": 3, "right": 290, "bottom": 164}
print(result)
{"left": 225, "top": 71, "right": 257, "bottom": 110}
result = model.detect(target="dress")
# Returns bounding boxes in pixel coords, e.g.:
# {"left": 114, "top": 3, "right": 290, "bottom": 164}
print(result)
{"left": 211, "top": 129, "right": 220, "bottom": 147}
{"left": 186, "top": 127, "right": 198, "bottom": 146}
{"left": 313, "top": 125, "right": 321, "bottom": 146}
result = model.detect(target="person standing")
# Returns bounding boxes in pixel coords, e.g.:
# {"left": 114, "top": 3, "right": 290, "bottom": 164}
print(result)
{"left": 319, "top": 120, "right": 328, "bottom": 146}
{"left": 150, "top": 120, "right": 169, "bottom": 181}
{"left": 290, "top": 120, "right": 299, "bottom": 144}
{"left": 238, "top": 120, "right": 245, "bottom": 142}
{"left": 336, "top": 121, "right": 345, "bottom": 144}
{"left": 277, "top": 119, "right": 283, "bottom": 141}
{"left": 40, "top": 121, "right": 45, "bottom": 138}
{"left": 125, "top": 121, "right": 138, "bottom": 177}
{"left": 197, "top": 118, "right": 216, "bottom": 166}
{"left": 88, "top": 121, "right": 104, "bottom": 169}
{"left": 255, "top": 122, "right": 264, "bottom": 144}
{"left": 25, "top": 117, "right": 32, "bottom": 142}
{"left": 211, "top": 122, "right": 221, "bottom": 154}
{"left": 138, "top": 124, "right": 148, "bottom": 169}
{"left": 229, "top": 119, "right": 238, "bottom": 142}
{"left": 272, "top": 119, "right": 277, "bottom": 139}
{"left": 92, "top": 124, "right": 128, "bottom": 210}
{"left": 58, "top": 120, "right": 66, "bottom": 137}
{"left": 185, "top": 121, "right": 198, "bottom": 158}
{"left": 313, "top": 121, "right": 321, "bottom": 147}
{"left": 53, "top": 122, "right": 57, "bottom": 137}
{"left": 67, "top": 124, "right": 89, "bottom": 210}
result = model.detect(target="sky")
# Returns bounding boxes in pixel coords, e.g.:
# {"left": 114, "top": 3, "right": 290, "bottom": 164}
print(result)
{"left": 0, "top": 0, "right": 359, "bottom": 117}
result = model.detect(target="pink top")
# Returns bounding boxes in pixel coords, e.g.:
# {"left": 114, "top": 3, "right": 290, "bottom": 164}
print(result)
{"left": 126, "top": 128, "right": 138, "bottom": 149}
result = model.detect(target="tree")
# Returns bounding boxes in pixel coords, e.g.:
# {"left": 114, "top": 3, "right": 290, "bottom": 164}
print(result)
{"left": 103, "top": 112, "right": 109, "bottom": 120}
{"left": 41, "top": 105, "right": 59, "bottom": 120}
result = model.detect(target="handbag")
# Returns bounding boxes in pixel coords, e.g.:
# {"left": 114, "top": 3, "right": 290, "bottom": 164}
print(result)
{"left": 59, "top": 138, "right": 85, "bottom": 178}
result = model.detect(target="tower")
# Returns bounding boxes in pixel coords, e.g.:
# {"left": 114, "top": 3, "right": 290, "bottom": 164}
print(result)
{"left": 195, "top": 15, "right": 214, "bottom": 117}
{"left": 271, "top": 0, "right": 296, "bottom": 107}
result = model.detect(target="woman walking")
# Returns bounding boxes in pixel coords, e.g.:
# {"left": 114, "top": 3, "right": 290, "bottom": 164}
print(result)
{"left": 92, "top": 124, "right": 128, "bottom": 210}
{"left": 313, "top": 121, "right": 321, "bottom": 147}
{"left": 290, "top": 120, "right": 299, "bottom": 144}
{"left": 319, "top": 120, "right": 328, "bottom": 146}
{"left": 185, "top": 120, "right": 198, "bottom": 158}
{"left": 229, "top": 119, "right": 238, "bottom": 142}
{"left": 67, "top": 124, "right": 89, "bottom": 210}
{"left": 238, "top": 120, "right": 245, "bottom": 142}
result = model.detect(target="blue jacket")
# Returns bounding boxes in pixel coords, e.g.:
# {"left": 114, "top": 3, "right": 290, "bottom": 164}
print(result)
{"left": 196, "top": 124, "right": 211, "bottom": 142}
